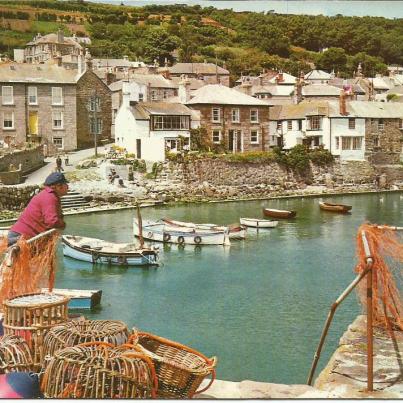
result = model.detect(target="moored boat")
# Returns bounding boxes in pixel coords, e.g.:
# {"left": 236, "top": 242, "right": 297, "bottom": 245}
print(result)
{"left": 162, "top": 218, "right": 246, "bottom": 239}
{"left": 263, "top": 208, "right": 297, "bottom": 219}
{"left": 319, "top": 202, "right": 352, "bottom": 213}
{"left": 41, "top": 288, "right": 102, "bottom": 310}
{"left": 62, "top": 235, "right": 158, "bottom": 266}
{"left": 240, "top": 218, "right": 278, "bottom": 228}
{"left": 134, "top": 219, "right": 231, "bottom": 246}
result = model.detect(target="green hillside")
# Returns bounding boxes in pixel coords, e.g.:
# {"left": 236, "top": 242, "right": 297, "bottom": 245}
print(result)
{"left": 0, "top": 0, "right": 402, "bottom": 82}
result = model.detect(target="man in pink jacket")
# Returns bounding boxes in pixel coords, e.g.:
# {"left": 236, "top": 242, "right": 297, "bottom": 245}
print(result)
{"left": 7, "top": 172, "right": 69, "bottom": 246}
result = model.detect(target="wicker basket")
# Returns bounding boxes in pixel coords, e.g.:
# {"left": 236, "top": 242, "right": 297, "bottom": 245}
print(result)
{"left": 43, "top": 320, "right": 129, "bottom": 358}
{"left": 41, "top": 341, "right": 158, "bottom": 398}
{"left": 0, "top": 335, "right": 35, "bottom": 373}
{"left": 3, "top": 293, "right": 70, "bottom": 366}
{"left": 130, "top": 331, "right": 217, "bottom": 398}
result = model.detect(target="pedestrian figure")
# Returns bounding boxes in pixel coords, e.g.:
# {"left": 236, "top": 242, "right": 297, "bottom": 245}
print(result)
{"left": 56, "top": 156, "right": 63, "bottom": 172}
{"left": 118, "top": 178, "right": 126, "bottom": 188}
{"left": 108, "top": 168, "right": 118, "bottom": 184}
{"left": 64, "top": 154, "right": 69, "bottom": 166}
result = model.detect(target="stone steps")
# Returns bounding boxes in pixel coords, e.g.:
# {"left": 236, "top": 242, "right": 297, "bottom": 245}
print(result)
{"left": 61, "top": 191, "right": 91, "bottom": 210}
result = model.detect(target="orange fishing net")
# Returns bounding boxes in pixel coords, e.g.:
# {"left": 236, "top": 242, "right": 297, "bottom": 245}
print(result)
{"left": 0, "top": 233, "right": 59, "bottom": 308}
{"left": 355, "top": 223, "right": 403, "bottom": 331}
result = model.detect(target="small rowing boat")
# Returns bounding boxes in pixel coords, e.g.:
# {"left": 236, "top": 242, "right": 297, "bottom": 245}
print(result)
{"left": 134, "top": 219, "right": 231, "bottom": 246}
{"left": 240, "top": 218, "right": 278, "bottom": 228}
{"left": 41, "top": 288, "right": 102, "bottom": 310}
{"left": 161, "top": 218, "right": 246, "bottom": 239}
{"left": 62, "top": 235, "right": 158, "bottom": 266}
{"left": 263, "top": 208, "right": 297, "bottom": 219}
{"left": 319, "top": 202, "right": 352, "bottom": 213}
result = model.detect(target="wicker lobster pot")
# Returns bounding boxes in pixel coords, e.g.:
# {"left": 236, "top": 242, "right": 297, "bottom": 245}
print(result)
{"left": 3, "top": 293, "right": 70, "bottom": 366}
{"left": 130, "top": 331, "right": 217, "bottom": 398}
{"left": 41, "top": 342, "right": 158, "bottom": 399}
{"left": 43, "top": 320, "right": 129, "bottom": 358}
{"left": 0, "top": 335, "right": 35, "bottom": 373}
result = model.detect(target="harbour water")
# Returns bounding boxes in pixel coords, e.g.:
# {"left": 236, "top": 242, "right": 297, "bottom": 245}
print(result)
{"left": 94, "top": 0, "right": 403, "bottom": 18}
{"left": 57, "top": 192, "right": 402, "bottom": 384}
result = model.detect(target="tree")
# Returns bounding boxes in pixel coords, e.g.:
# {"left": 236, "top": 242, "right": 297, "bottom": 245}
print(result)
{"left": 317, "top": 47, "right": 347, "bottom": 74}
{"left": 143, "top": 27, "right": 179, "bottom": 65}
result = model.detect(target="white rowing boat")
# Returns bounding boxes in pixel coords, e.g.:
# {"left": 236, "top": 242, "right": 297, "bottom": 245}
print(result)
{"left": 62, "top": 235, "right": 158, "bottom": 266}
{"left": 240, "top": 218, "right": 278, "bottom": 228}
{"left": 161, "top": 218, "right": 246, "bottom": 239}
{"left": 134, "top": 219, "right": 231, "bottom": 246}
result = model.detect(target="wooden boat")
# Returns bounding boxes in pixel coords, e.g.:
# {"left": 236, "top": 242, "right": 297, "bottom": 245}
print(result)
{"left": 263, "top": 208, "right": 297, "bottom": 219}
{"left": 240, "top": 218, "right": 279, "bottom": 228}
{"left": 161, "top": 218, "right": 246, "bottom": 239}
{"left": 62, "top": 235, "right": 159, "bottom": 266}
{"left": 134, "top": 219, "right": 231, "bottom": 246}
{"left": 319, "top": 202, "right": 352, "bottom": 213}
{"left": 41, "top": 288, "right": 102, "bottom": 310}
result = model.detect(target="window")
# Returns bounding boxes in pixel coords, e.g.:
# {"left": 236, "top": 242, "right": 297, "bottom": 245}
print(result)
{"left": 307, "top": 116, "right": 322, "bottom": 130}
{"left": 212, "top": 108, "right": 220, "bottom": 123}
{"left": 90, "top": 117, "right": 102, "bottom": 134}
{"left": 276, "top": 121, "right": 282, "bottom": 131}
{"left": 250, "top": 109, "right": 258, "bottom": 123}
{"left": 287, "top": 120, "right": 293, "bottom": 130}
{"left": 53, "top": 137, "right": 63, "bottom": 149}
{"left": 298, "top": 120, "right": 302, "bottom": 130}
{"left": 340, "top": 136, "right": 363, "bottom": 150}
{"left": 3, "top": 112, "right": 14, "bottom": 129}
{"left": 138, "top": 93, "right": 144, "bottom": 102}
{"left": 231, "top": 108, "right": 240, "bottom": 123}
{"left": 52, "top": 111, "right": 63, "bottom": 129}
{"left": 151, "top": 90, "right": 157, "bottom": 101}
{"left": 335, "top": 136, "right": 339, "bottom": 149}
{"left": 399, "top": 119, "right": 403, "bottom": 129}
{"left": 152, "top": 115, "right": 189, "bottom": 131}
{"left": 348, "top": 118, "right": 355, "bottom": 130}
{"left": 51, "top": 87, "right": 63, "bottom": 105}
{"left": 163, "top": 90, "right": 168, "bottom": 99}
{"left": 378, "top": 119, "right": 384, "bottom": 130}
{"left": 2, "top": 86, "right": 13, "bottom": 105}
{"left": 28, "top": 86, "right": 38, "bottom": 105}
{"left": 250, "top": 130, "right": 259, "bottom": 144}
{"left": 89, "top": 96, "right": 100, "bottom": 112}
{"left": 212, "top": 130, "right": 221, "bottom": 144}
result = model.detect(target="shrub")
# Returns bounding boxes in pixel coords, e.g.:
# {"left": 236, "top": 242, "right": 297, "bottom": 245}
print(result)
{"left": 284, "top": 144, "right": 310, "bottom": 172}
{"left": 223, "top": 151, "right": 277, "bottom": 163}
{"left": 309, "top": 146, "right": 334, "bottom": 166}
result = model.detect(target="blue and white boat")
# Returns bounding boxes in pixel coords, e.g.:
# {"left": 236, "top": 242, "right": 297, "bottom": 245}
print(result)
{"left": 134, "top": 219, "right": 231, "bottom": 246}
{"left": 41, "top": 288, "right": 102, "bottom": 310}
{"left": 62, "top": 235, "right": 158, "bottom": 266}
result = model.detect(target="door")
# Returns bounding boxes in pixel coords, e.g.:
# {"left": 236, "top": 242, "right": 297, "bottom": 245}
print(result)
{"left": 136, "top": 139, "right": 141, "bottom": 159}
{"left": 228, "top": 130, "right": 235, "bottom": 153}
{"left": 236, "top": 130, "right": 242, "bottom": 152}
{"left": 29, "top": 111, "right": 38, "bottom": 135}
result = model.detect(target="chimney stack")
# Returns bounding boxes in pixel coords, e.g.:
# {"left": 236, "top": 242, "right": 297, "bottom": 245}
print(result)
{"left": 179, "top": 75, "right": 191, "bottom": 103}
{"left": 339, "top": 90, "right": 348, "bottom": 116}
{"left": 294, "top": 78, "right": 303, "bottom": 104}
{"left": 276, "top": 70, "right": 284, "bottom": 84}
{"left": 57, "top": 29, "right": 64, "bottom": 43}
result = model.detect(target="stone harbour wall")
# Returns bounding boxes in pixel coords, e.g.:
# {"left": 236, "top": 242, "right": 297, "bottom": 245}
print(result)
{"left": 0, "top": 185, "right": 39, "bottom": 211}
{"left": 0, "top": 147, "right": 44, "bottom": 174}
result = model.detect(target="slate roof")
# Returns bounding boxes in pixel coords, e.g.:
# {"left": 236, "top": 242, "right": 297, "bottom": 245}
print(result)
{"left": 168, "top": 63, "right": 229, "bottom": 75}
{"left": 186, "top": 84, "right": 268, "bottom": 106}
{"left": 93, "top": 58, "right": 146, "bottom": 68}
{"left": 27, "top": 33, "right": 82, "bottom": 48}
{"left": 270, "top": 100, "right": 403, "bottom": 120}
{"left": 304, "top": 69, "right": 332, "bottom": 80}
{"left": 109, "top": 75, "right": 178, "bottom": 91}
{"left": 129, "top": 102, "right": 192, "bottom": 120}
{"left": 328, "top": 78, "right": 366, "bottom": 94}
{"left": 302, "top": 84, "right": 341, "bottom": 96}
{"left": 0, "top": 63, "right": 79, "bottom": 83}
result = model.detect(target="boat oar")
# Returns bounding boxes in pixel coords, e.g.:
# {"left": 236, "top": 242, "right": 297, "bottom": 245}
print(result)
{"left": 136, "top": 202, "right": 144, "bottom": 249}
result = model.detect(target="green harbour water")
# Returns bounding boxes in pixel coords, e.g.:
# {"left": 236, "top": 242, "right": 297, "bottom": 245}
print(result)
{"left": 57, "top": 192, "right": 402, "bottom": 385}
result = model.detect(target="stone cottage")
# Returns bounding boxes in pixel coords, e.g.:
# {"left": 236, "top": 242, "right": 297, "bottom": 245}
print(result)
{"left": 0, "top": 58, "right": 111, "bottom": 151}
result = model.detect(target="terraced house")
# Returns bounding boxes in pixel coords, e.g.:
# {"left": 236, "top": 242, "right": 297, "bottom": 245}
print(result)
{"left": 0, "top": 60, "right": 111, "bottom": 151}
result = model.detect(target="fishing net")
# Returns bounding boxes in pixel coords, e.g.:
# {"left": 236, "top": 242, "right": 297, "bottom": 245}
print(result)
{"left": 355, "top": 223, "right": 403, "bottom": 331}
{"left": 0, "top": 233, "right": 59, "bottom": 308}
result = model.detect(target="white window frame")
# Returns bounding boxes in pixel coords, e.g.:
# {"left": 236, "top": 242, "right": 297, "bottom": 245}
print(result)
{"left": 250, "top": 109, "right": 259, "bottom": 123}
{"left": 352, "top": 136, "right": 362, "bottom": 150}
{"left": 287, "top": 120, "right": 293, "bottom": 130}
{"left": 348, "top": 118, "right": 355, "bottom": 130}
{"left": 212, "top": 129, "right": 221, "bottom": 144}
{"left": 378, "top": 119, "right": 384, "bottom": 131}
{"left": 52, "top": 137, "right": 64, "bottom": 149}
{"left": 3, "top": 111, "right": 14, "bottom": 130}
{"left": 51, "top": 87, "right": 63, "bottom": 105}
{"left": 28, "top": 86, "right": 38, "bottom": 105}
{"left": 138, "top": 93, "right": 144, "bottom": 102}
{"left": 231, "top": 108, "right": 240, "bottom": 123}
{"left": 52, "top": 111, "right": 63, "bottom": 129}
{"left": 212, "top": 107, "right": 221, "bottom": 123}
{"left": 151, "top": 90, "right": 157, "bottom": 101}
{"left": 250, "top": 130, "right": 259, "bottom": 144}
{"left": 2, "top": 86, "right": 13, "bottom": 105}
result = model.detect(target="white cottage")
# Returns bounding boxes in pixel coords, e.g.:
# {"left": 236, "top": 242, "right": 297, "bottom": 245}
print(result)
{"left": 114, "top": 91, "right": 194, "bottom": 162}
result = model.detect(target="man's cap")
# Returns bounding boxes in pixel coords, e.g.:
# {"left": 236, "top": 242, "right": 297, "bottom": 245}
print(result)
{"left": 44, "top": 172, "right": 69, "bottom": 186}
